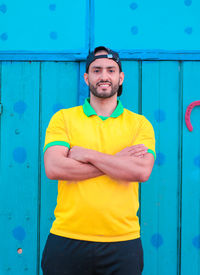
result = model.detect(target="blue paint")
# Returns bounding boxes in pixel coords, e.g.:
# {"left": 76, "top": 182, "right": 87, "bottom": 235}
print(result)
{"left": 184, "top": 0, "right": 192, "bottom": 6}
{"left": 151, "top": 233, "right": 164, "bottom": 248}
{"left": 0, "top": 32, "right": 8, "bottom": 41}
{"left": 184, "top": 27, "right": 193, "bottom": 34}
{"left": 155, "top": 152, "right": 165, "bottom": 166}
{"left": 49, "top": 4, "right": 56, "bottom": 11}
{"left": 0, "top": 4, "right": 7, "bottom": 13}
{"left": 13, "top": 101, "right": 27, "bottom": 114}
{"left": 12, "top": 226, "right": 26, "bottom": 241}
{"left": 53, "top": 103, "right": 65, "bottom": 114}
{"left": 154, "top": 109, "right": 166, "bottom": 122}
{"left": 194, "top": 155, "right": 200, "bottom": 167}
{"left": 192, "top": 235, "right": 200, "bottom": 249}
{"left": 131, "top": 26, "right": 138, "bottom": 35}
{"left": 191, "top": 169, "right": 200, "bottom": 181}
{"left": 13, "top": 147, "right": 27, "bottom": 163}
{"left": 130, "top": 2, "right": 138, "bottom": 10}
{"left": 50, "top": 32, "right": 58, "bottom": 40}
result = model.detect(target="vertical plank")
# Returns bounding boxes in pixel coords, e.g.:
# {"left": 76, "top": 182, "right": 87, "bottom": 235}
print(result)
{"left": 0, "top": 61, "right": 40, "bottom": 274}
{"left": 120, "top": 61, "right": 140, "bottom": 113}
{"left": 141, "top": 61, "right": 180, "bottom": 275}
{"left": 181, "top": 61, "right": 200, "bottom": 275}
{"left": 39, "top": 61, "right": 79, "bottom": 274}
{"left": 78, "top": 62, "right": 89, "bottom": 105}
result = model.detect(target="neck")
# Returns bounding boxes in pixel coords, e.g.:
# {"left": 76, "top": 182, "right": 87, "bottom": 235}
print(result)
{"left": 90, "top": 94, "right": 118, "bottom": 117}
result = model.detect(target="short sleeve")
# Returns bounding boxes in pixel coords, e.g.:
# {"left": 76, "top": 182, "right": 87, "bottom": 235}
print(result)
{"left": 133, "top": 116, "right": 156, "bottom": 160}
{"left": 43, "top": 110, "right": 70, "bottom": 153}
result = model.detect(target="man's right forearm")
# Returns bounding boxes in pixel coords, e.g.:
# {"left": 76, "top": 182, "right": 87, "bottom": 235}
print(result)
{"left": 44, "top": 153, "right": 103, "bottom": 181}
{"left": 44, "top": 144, "right": 148, "bottom": 182}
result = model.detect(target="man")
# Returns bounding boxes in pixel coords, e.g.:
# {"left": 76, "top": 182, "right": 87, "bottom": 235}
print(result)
{"left": 41, "top": 46, "right": 156, "bottom": 275}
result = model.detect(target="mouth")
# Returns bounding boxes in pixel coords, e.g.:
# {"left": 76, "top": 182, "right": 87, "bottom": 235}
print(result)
{"left": 97, "top": 82, "right": 111, "bottom": 88}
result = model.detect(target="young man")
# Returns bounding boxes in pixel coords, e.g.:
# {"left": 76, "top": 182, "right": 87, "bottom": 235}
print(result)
{"left": 41, "top": 46, "right": 156, "bottom": 275}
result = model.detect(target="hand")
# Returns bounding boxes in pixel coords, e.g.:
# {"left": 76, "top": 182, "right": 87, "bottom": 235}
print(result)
{"left": 116, "top": 144, "right": 148, "bottom": 158}
{"left": 68, "top": 146, "right": 92, "bottom": 163}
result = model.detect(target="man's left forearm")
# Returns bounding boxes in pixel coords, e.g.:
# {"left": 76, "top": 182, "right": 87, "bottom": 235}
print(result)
{"left": 68, "top": 145, "right": 154, "bottom": 182}
{"left": 85, "top": 150, "right": 152, "bottom": 182}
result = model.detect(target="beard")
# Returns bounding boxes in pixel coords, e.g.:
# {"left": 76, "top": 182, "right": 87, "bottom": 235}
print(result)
{"left": 89, "top": 80, "right": 120, "bottom": 99}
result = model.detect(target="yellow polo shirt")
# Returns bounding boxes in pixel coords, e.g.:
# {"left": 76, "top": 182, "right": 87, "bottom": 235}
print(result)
{"left": 44, "top": 98, "right": 156, "bottom": 242}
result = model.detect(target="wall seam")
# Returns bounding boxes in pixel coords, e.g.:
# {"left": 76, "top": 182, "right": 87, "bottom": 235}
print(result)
{"left": 138, "top": 60, "right": 142, "bottom": 224}
{"left": 0, "top": 62, "right": 2, "bottom": 166}
{"left": 37, "top": 62, "right": 42, "bottom": 275}
{"left": 177, "top": 60, "right": 183, "bottom": 275}
{"left": 89, "top": 0, "right": 95, "bottom": 51}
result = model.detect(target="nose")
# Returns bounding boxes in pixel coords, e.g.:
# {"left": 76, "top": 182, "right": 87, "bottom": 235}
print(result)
{"left": 100, "top": 69, "right": 109, "bottom": 81}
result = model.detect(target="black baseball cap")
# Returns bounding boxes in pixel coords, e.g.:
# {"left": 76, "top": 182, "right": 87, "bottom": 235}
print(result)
{"left": 86, "top": 46, "right": 123, "bottom": 96}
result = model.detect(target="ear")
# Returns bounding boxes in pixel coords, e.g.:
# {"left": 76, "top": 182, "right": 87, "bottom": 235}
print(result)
{"left": 84, "top": 73, "right": 89, "bottom": 86}
{"left": 119, "top": 72, "right": 124, "bottom": 86}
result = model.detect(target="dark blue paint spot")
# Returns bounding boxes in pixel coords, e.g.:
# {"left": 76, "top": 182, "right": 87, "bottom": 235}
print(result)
{"left": 13, "top": 147, "right": 27, "bottom": 163}
{"left": 194, "top": 155, "right": 200, "bottom": 167}
{"left": 50, "top": 32, "right": 58, "bottom": 40}
{"left": 155, "top": 152, "right": 165, "bottom": 166}
{"left": 130, "top": 2, "right": 138, "bottom": 10}
{"left": 49, "top": 4, "right": 56, "bottom": 10}
{"left": 184, "top": 0, "right": 192, "bottom": 6}
{"left": 13, "top": 101, "right": 27, "bottom": 114}
{"left": 0, "top": 32, "right": 8, "bottom": 41}
{"left": 0, "top": 4, "right": 7, "bottom": 13}
{"left": 192, "top": 235, "right": 200, "bottom": 249}
{"left": 151, "top": 233, "right": 163, "bottom": 248}
{"left": 184, "top": 27, "right": 192, "bottom": 34}
{"left": 154, "top": 109, "right": 166, "bottom": 122}
{"left": 12, "top": 226, "right": 26, "bottom": 241}
{"left": 131, "top": 26, "right": 138, "bottom": 35}
{"left": 53, "top": 103, "right": 65, "bottom": 114}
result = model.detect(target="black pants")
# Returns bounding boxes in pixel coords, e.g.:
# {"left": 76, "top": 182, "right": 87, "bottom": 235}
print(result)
{"left": 41, "top": 233, "right": 144, "bottom": 275}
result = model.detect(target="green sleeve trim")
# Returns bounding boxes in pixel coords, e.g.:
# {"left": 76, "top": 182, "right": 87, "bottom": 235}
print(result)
{"left": 147, "top": 149, "right": 156, "bottom": 160}
{"left": 43, "top": 141, "right": 70, "bottom": 153}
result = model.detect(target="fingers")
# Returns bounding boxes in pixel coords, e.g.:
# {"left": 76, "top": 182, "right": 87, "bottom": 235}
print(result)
{"left": 127, "top": 144, "right": 148, "bottom": 158}
{"left": 131, "top": 150, "right": 147, "bottom": 157}
{"left": 116, "top": 144, "right": 148, "bottom": 158}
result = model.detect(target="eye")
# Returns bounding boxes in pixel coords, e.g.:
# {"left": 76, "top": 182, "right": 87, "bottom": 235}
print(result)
{"left": 93, "top": 69, "right": 100, "bottom": 73}
{"left": 109, "top": 69, "right": 115, "bottom": 73}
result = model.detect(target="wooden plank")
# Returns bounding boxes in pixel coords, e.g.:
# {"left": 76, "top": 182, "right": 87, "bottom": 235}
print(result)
{"left": 39, "top": 61, "right": 79, "bottom": 274}
{"left": 78, "top": 62, "right": 89, "bottom": 105}
{"left": 181, "top": 61, "right": 200, "bottom": 275}
{"left": 120, "top": 61, "right": 140, "bottom": 113}
{"left": 0, "top": 61, "right": 40, "bottom": 274}
{"left": 141, "top": 61, "right": 180, "bottom": 275}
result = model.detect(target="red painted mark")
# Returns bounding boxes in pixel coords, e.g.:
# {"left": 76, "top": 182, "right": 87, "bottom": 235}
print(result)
{"left": 185, "top": 100, "right": 200, "bottom": 131}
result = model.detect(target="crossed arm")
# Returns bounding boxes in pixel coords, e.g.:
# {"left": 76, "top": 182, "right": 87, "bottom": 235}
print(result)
{"left": 44, "top": 144, "right": 154, "bottom": 182}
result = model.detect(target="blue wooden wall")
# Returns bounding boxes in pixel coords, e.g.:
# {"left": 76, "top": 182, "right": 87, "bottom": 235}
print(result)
{"left": 0, "top": 61, "right": 200, "bottom": 275}
{"left": 0, "top": 0, "right": 200, "bottom": 274}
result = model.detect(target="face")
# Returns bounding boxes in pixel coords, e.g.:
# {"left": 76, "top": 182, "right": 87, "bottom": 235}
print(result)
{"left": 84, "top": 51, "right": 124, "bottom": 99}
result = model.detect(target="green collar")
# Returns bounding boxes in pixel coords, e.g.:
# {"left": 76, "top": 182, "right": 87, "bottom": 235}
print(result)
{"left": 82, "top": 98, "right": 124, "bottom": 119}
